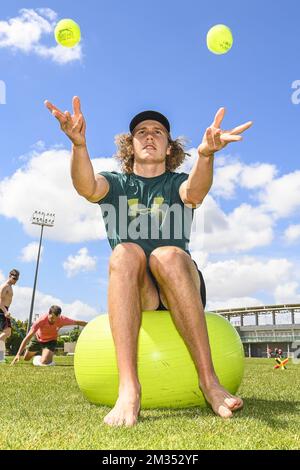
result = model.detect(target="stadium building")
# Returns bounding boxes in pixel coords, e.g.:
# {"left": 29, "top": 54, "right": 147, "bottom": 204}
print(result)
{"left": 213, "top": 303, "right": 300, "bottom": 358}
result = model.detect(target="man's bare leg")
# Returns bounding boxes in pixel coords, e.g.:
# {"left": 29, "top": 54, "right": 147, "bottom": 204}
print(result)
{"left": 40, "top": 349, "right": 54, "bottom": 364}
{"left": 0, "top": 327, "right": 11, "bottom": 342}
{"left": 149, "top": 246, "right": 243, "bottom": 419}
{"left": 103, "top": 243, "right": 159, "bottom": 427}
{"left": 23, "top": 350, "right": 37, "bottom": 361}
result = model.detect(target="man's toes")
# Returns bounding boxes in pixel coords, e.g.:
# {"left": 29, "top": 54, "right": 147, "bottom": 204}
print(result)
{"left": 233, "top": 398, "right": 243, "bottom": 410}
{"left": 125, "top": 419, "right": 135, "bottom": 427}
{"left": 218, "top": 405, "right": 233, "bottom": 419}
{"left": 224, "top": 397, "right": 238, "bottom": 408}
{"left": 104, "top": 412, "right": 116, "bottom": 426}
{"left": 224, "top": 396, "right": 243, "bottom": 410}
{"left": 110, "top": 418, "right": 121, "bottom": 427}
{"left": 103, "top": 416, "right": 109, "bottom": 424}
{"left": 103, "top": 417, "right": 111, "bottom": 426}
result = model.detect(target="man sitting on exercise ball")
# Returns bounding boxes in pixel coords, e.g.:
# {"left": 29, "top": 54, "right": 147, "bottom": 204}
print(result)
{"left": 45, "top": 96, "right": 252, "bottom": 426}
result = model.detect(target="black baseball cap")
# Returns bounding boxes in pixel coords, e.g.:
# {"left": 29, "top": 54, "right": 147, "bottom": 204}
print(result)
{"left": 130, "top": 110, "right": 170, "bottom": 134}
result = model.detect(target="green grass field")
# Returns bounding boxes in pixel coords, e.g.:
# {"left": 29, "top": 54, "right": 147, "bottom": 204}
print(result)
{"left": 0, "top": 357, "right": 299, "bottom": 450}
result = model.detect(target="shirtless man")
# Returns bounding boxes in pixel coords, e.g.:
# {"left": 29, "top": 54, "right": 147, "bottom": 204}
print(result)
{"left": 45, "top": 96, "right": 252, "bottom": 425}
{"left": 0, "top": 269, "right": 19, "bottom": 344}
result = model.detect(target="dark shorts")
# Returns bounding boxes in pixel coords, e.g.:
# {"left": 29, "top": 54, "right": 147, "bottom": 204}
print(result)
{"left": 27, "top": 336, "right": 57, "bottom": 353}
{"left": 146, "top": 258, "right": 206, "bottom": 311}
{"left": 0, "top": 308, "right": 12, "bottom": 331}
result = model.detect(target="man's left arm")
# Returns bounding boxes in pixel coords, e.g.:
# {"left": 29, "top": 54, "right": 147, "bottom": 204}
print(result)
{"left": 179, "top": 154, "right": 214, "bottom": 205}
{"left": 61, "top": 315, "right": 88, "bottom": 328}
{"left": 75, "top": 321, "right": 88, "bottom": 327}
{"left": 180, "top": 107, "right": 252, "bottom": 205}
{"left": 0, "top": 285, "right": 9, "bottom": 315}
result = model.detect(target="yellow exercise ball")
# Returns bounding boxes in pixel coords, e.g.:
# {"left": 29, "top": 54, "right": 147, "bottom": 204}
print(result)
{"left": 74, "top": 311, "right": 244, "bottom": 409}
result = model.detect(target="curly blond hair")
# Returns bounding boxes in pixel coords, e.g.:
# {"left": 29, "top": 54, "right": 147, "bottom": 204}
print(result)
{"left": 114, "top": 133, "right": 190, "bottom": 173}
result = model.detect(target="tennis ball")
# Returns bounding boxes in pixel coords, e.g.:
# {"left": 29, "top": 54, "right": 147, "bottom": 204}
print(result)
{"left": 206, "top": 24, "right": 233, "bottom": 55}
{"left": 54, "top": 19, "right": 81, "bottom": 48}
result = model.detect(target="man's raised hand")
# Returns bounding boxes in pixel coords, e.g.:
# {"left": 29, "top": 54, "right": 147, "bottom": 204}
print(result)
{"left": 44, "top": 96, "right": 86, "bottom": 147}
{"left": 198, "top": 107, "right": 253, "bottom": 157}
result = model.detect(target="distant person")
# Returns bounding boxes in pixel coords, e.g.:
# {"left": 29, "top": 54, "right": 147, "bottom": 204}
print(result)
{"left": 0, "top": 269, "right": 20, "bottom": 360}
{"left": 277, "top": 348, "right": 283, "bottom": 358}
{"left": 11, "top": 305, "right": 87, "bottom": 366}
{"left": 267, "top": 347, "right": 273, "bottom": 359}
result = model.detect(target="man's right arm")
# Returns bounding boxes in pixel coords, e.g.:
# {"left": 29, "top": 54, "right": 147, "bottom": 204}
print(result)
{"left": 71, "top": 144, "right": 110, "bottom": 203}
{"left": 11, "top": 331, "right": 35, "bottom": 365}
{"left": 45, "top": 96, "right": 110, "bottom": 203}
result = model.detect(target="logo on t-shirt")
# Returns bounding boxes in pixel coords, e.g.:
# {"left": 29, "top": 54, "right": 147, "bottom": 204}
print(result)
{"left": 100, "top": 195, "right": 195, "bottom": 242}
{"left": 128, "top": 197, "right": 165, "bottom": 217}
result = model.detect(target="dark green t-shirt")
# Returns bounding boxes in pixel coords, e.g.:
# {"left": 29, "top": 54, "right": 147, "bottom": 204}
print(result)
{"left": 97, "top": 171, "right": 194, "bottom": 257}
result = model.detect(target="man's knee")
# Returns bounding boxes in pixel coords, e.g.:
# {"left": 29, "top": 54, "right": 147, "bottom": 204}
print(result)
{"left": 149, "top": 246, "right": 190, "bottom": 278}
{"left": 109, "top": 243, "right": 147, "bottom": 275}
{"left": 40, "top": 351, "right": 53, "bottom": 364}
{"left": 23, "top": 351, "right": 32, "bottom": 361}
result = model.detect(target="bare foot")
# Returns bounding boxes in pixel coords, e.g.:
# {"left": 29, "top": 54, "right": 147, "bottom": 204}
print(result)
{"left": 103, "top": 385, "right": 141, "bottom": 427}
{"left": 200, "top": 380, "right": 243, "bottom": 418}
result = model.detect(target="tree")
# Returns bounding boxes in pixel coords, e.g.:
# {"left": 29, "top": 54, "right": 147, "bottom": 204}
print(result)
{"left": 6, "top": 319, "right": 27, "bottom": 355}
{"left": 68, "top": 326, "right": 82, "bottom": 343}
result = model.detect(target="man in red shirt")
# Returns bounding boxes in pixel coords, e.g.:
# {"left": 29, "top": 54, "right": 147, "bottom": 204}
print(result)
{"left": 11, "top": 305, "right": 87, "bottom": 366}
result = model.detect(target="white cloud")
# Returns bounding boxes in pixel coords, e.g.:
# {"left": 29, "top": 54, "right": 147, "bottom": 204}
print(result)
{"left": 178, "top": 147, "right": 200, "bottom": 174}
{"left": 258, "top": 171, "right": 300, "bottom": 218}
{"left": 239, "top": 163, "right": 277, "bottom": 189}
{"left": 180, "top": 149, "right": 287, "bottom": 256}
{"left": 179, "top": 149, "right": 277, "bottom": 199}
{"left": 0, "top": 148, "right": 118, "bottom": 242}
{"left": 20, "top": 242, "right": 43, "bottom": 262}
{"left": 214, "top": 160, "right": 276, "bottom": 195}
{"left": 180, "top": 150, "right": 300, "bottom": 225}
{"left": 212, "top": 160, "right": 277, "bottom": 199}
{"left": 213, "top": 161, "right": 243, "bottom": 198}
{"left": 206, "top": 297, "right": 263, "bottom": 311}
{"left": 190, "top": 196, "right": 274, "bottom": 253}
{"left": 163, "top": 146, "right": 298, "bottom": 223}
{"left": 0, "top": 270, "right": 5, "bottom": 282}
{"left": 1, "top": 145, "right": 288, "bottom": 256}
{"left": 274, "top": 282, "right": 300, "bottom": 304}
{"left": 36, "top": 8, "right": 58, "bottom": 21}
{"left": 0, "top": 143, "right": 297, "bottom": 267}
{"left": 190, "top": 250, "right": 209, "bottom": 270}
{"left": 202, "top": 256, "right": 294, "bottom": 301}
{"left": 283, "top": 224, "right": 300, "bottom": 244}
{"left": 9, "top": 285, "right": 99, "bottom": 322}
{"left": 34, "top": 43, "right": 82, "bottom": 65}
{"left": 0, "top": 8, "right": 82, "bottom": 64}
{"left": 190, "top": 251, "right": 300, "bottom": 321}
{"left": 62, "top": 299, "right": 100, "bottom": 320}
{"left": 0, "top": 8, "right": 53, "bottom": 51}
{"left": 63, "top": 247, "right": 97, "bottom": 278}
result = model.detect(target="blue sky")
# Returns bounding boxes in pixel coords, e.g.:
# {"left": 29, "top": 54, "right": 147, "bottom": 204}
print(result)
{"left": 0, "top": 0, "right": 300, "bottom": 322}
